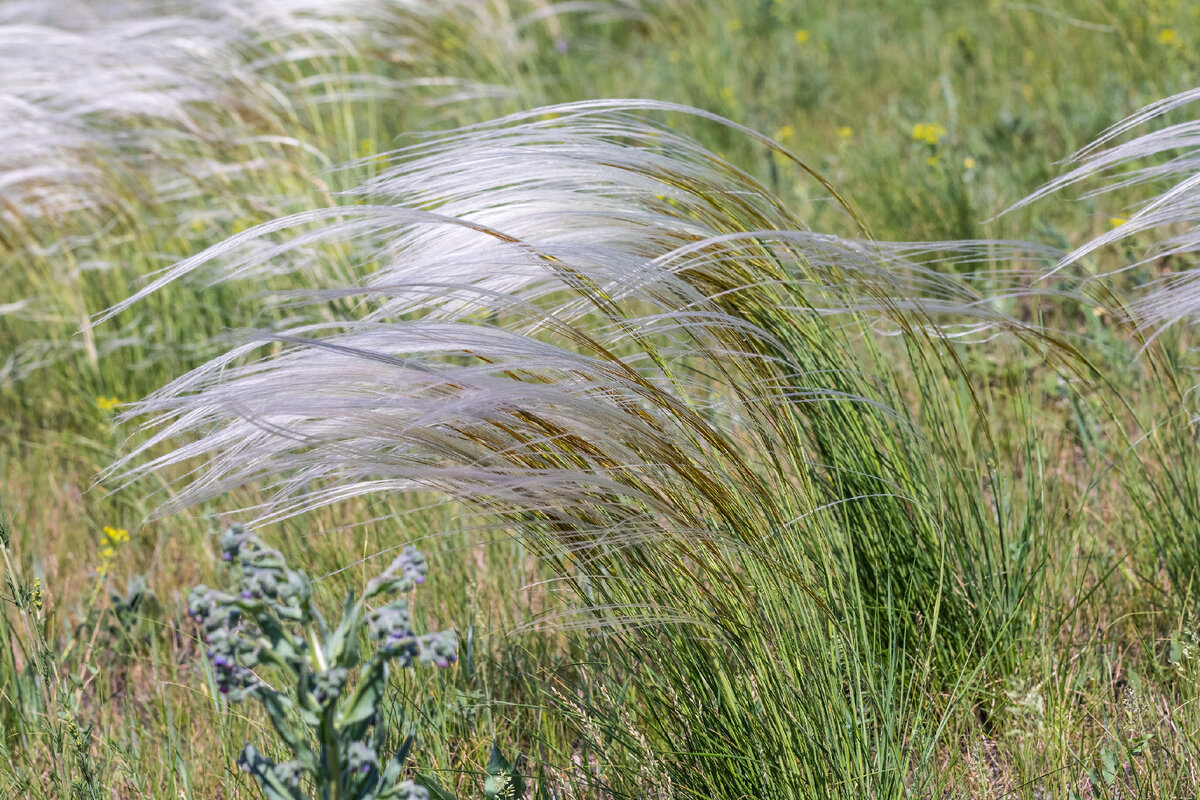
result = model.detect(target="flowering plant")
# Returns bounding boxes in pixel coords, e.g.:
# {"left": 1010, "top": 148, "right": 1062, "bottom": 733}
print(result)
{"left": 188, "top": 524, "right": 457, "bottom": 800}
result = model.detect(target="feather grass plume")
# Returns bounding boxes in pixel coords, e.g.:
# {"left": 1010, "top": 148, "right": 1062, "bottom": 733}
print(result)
{"left": 0, "top": 0, "right": 648, "bottom": 387}
{"left": 1010, "top": 87, "right": 1200, "bottom": 332}
{"left": 105, "top": 99, "right": 1055, "bottom": 646}
{"left": 105, "top": 100, "right": 1070, "bottom": 795}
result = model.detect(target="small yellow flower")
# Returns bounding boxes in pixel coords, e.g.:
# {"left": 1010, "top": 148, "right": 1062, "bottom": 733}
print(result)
{"left": 912, "top": 123, "right": 947, "bottom": 146}
{"left": 357, "top": 138, "right": 375, "bottom": 158}
{"left": 729, "top": 19, "right": 742, "bottom": 32}
{"left": 720, "top": 87, "right": 736, "bottom": 104}
{"left": 103, "top": 526, "right": 129, "bottom": 544}
{"left": 1109, "top": 216, "right": 1128, "bottom": 228}
{"left": 963, "top": 156, "right": 976, "bottom": 169}
{"left": 96, "top": 396, "right": 120, "bottom": 412}
{"left": 774, "top": 124, "right": 795, "bottom": 143}
{"left": 795, "top": 29, "right": 810, "bottom": 43}
{"left": 96, "top": 525, "right": 129, "bottom": 577}
{"left": 31, "top": 578, "right": 42, "bottom": 610}
{"left": 1158, "top": 28, "right": 1179, "bottom": 46}
{"left": 927, "top": 156, "right": 940, "bottom": 166}
{"left": 837, "top": 126, "right": 854, "bottom": 139}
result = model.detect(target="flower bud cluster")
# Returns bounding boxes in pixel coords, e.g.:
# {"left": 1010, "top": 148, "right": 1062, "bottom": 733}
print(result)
{"left": 346, "top": 741, "right": 378, "bottom": 775}
{"left": 220, "top": 525, "right": 310, "bottom": 611}
{"left": 205, "top": 626, "right": 259, "bottom": 695}
{"left": 416, "top": 630, "right": 458, "bottom": 669}
{"left": 394, "top": 781, "right": 429, "bottom": 800}
{"left": 364, "top": 545, "right": 429, "bottom": 599}
{"left": 272, "top": 760, "right": 303, "bottom": 789}
{"left": 311, "top": 667, "right": 349, "bottom": 707}
{"left": 188, "top": 585, "right": 258, "bottom": 695}
{"left": 363, "top": 604, "right": 458, "bottom": 668}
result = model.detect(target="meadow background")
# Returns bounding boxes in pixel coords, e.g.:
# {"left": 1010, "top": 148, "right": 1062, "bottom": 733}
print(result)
{"left": 3, "top": 0, "right": 1200, "bottom": 797}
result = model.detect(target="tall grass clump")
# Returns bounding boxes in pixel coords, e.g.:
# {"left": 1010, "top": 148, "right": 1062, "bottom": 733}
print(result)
{"left": 1010, "top": 87, "right": 1200, "bottom": 600}
{"left": 99, "top": 101, "right": 1083, "bottom": 796}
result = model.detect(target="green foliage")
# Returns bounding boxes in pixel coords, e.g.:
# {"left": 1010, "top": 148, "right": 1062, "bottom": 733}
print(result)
{"left": 188, "top": 524, "right": 457, "bottom": 800}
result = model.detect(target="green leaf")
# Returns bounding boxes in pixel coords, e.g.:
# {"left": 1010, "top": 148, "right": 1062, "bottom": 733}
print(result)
{"left": 252, "top": 615, "right": 306, "bottom": 666}
{"left": 257, "top": 689, "right": 319, "bottom": 772}
{"left": 484, "top": 743, "right": 526, "bottom": 800}
{"left": 337, "top": 655, "right": 387, "bottom": 738}
{"left": 376, "top": 732, "right": 414, "bottom": 790}
{"left": 414, "top": 774, "right": 458, "bottom": 800}
{"left": 238, "top": 745, "right": 306, "bottom": 800}
{"left": 324, "top": 590, "right": 361, "bottom": 669}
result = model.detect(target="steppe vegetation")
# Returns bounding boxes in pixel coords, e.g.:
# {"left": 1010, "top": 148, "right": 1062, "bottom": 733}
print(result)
{"left": 3, "top": 1, "right": 1200, "bottom": 798}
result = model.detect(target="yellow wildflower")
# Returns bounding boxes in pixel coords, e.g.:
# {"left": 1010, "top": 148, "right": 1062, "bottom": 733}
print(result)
{"left": 1109, "top": 216, "right": 1128, "bottom": 228}
{"left": 729, "top": 19, "right": 742, "bottom": 32}
{"left": 774, "top": 124, "right": 795, "bottom": 142}
{"left": 103, "top": 525, "right": 129, "bottom": 544}
{"left": 357, "top": 138, "right": 375, "bottom": 158}
{"left": 795, "top": 29, "right": 810, "bottom": 43}
{"left": 927, "top": 156, "right": 940, "bottom": 166}
{"left": 912, "top": 123, "right": 947, "bottom": 146}
{"left": 963, "top": 157, "right": 976, "bottom": 169}
{"left": 837, "top": 126, "right": 854, "bottom": 139}
{"left": 720, "top": 87, "right": 736, "bottom": 104}
{"left": 1158, "top": 29, "right": 1179, "bottom": 46}
{"left": 96, "top": 396, "right": 120, "bottom": 412}
{"left": 96, "top": 525, "right": 129, "bottom": 578}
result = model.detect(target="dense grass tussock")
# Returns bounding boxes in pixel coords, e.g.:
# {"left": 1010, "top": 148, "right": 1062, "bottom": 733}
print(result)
{"left": 100, "top": 101, "right": 1103, "bottom": 796}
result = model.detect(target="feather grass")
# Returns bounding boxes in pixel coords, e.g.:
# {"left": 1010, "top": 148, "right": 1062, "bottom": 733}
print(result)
{"left": 96, "top": 101, "right": 1082, "bottom": 796}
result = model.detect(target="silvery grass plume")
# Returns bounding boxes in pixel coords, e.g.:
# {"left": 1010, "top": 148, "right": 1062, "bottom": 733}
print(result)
{"left": 104, "top": 100, "right": 1078, "bottom": 795}
{"left": 0, "top": 0, "right": 648, "bottom": 226}
{"left": 0, "top": 0, "right": 404, "bottom": 224}
{"left": 1009, "top": 86, "right": 1200, "bottom": 332}
{"left": 0, "top": 0, "right": 643, "bottom": 384}
{"left": 105, "top": 99, "right": 1059, "bottom": 628}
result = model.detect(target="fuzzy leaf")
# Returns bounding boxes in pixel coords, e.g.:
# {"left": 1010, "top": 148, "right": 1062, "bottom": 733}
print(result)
{"left": 257, "top": 689, "right": 319, "bottom": 772}
{"left": 324, "top": 590, "right": 361, "bottom": 669}
{"left": 338, "top": 656, "right": 386, "bottom": 737}
{"left": 238, "top": 745, "right": 305, "bottom": 800}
